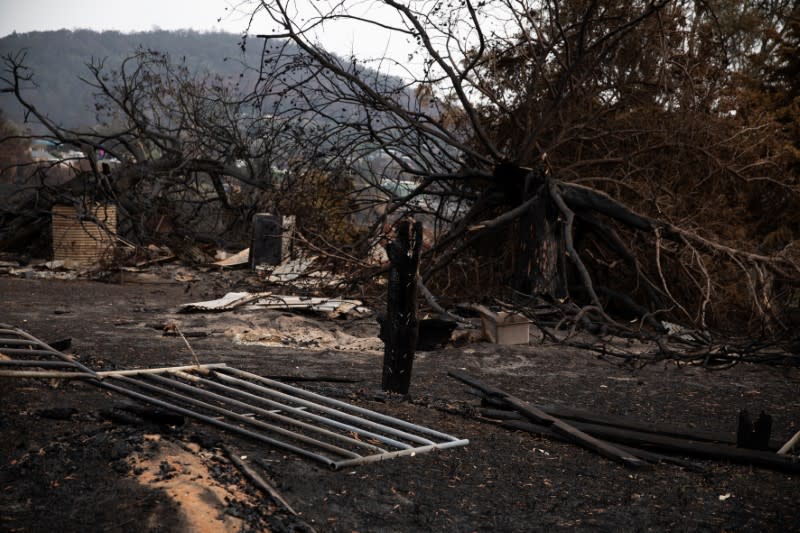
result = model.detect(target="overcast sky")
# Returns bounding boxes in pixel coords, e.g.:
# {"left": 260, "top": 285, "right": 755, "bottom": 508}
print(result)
{"left": 0, "top": 0, "right": 422, "bottom": 78}
{"left": 1, "top": 0, "right": 256, "bottom": 36}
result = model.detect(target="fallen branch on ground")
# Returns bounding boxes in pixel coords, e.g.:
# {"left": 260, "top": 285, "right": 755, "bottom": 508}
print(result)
{"left": 448, "top": 369, "right": 648, "bottom": 468}
{"left": 462, "top": 374, "right": 799, "bottom": 474}
{"left": 503, "top": 419, "right": 800, "bottom": 474}
{"left": 220, "top": 444, "right": 303, "bottom": 519}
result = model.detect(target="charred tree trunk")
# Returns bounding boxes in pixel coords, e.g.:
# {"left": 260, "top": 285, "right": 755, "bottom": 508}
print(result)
{"left": 513, "top": 180, "right": 568, "bottom": 299}
{"left": 381, "top": 220, "right": 423, "bottom": 395}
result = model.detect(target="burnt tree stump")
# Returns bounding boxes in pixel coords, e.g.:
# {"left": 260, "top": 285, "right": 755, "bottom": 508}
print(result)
{"left": 381, "top": 220, "right": 423, "bottom": 395}
{"left": 737, "top": 410, "right": 773, "bottom": 450}
{"left": 508, "top": 164, "right": 568, "bottom": 299}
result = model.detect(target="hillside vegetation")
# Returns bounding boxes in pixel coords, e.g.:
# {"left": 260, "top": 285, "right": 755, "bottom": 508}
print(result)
{"left": 0, "top": 29, "right": 259, "bottom": 130}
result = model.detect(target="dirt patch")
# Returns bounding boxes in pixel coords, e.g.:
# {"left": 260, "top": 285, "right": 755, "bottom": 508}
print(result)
{"left": 1, "top": 276, "right": 799, "bottom": 532}
{"left": 129, "top": 438, "right": 249, "bottom": 533}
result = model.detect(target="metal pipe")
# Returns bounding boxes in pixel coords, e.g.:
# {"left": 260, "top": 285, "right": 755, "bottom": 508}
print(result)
{"left": 95, "top": 363, "right": 228, "bottom": 378}
{"left": 221, "top": 367, "right": 461, "bottom": 442}
{"left": 0, "top": 348, "right": 80, "bottom": 357}
{"left": 112, "top": 374, "right": 362, "bottom": 460}
{"left": 0, "top": 370, "right": 95, "bottom": 379}
{"left": 152, "top": 371, "right": 471, "bottom": 469}
{"left": 331, "top": 439, "right": 472, "bottom": 470}
{"left": 175, "top": 371, "right": 414, "bottom": 450}
{"left": 0, "top": 360, "right": 80, "bottom": 368}
{"left": 0, "top": 327, "right": 338, "bottom": 465}
{"left": 0, "top": 338, "right": 42, "bottom": 345}
{"left": 97, "top": 379, "right": 337, "bottom": 468}
{"left": 213, "top": 370, "right": 437, "bottom": 446}
{"left": 0, "top": 361, "right": 223, "bottom": 379}
{"left": 0, "top": 327, "right": 98, "bottom": 377}
{"left": 141, "top": 373, "right": 384, "bottom": 454}
{"left": 0, "top": 324, "right": 469, "bottom": 468}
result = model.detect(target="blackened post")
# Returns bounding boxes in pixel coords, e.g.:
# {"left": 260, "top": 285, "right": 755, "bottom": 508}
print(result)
{"left": 250, "top": 214, "right": 284, "bottom": 267}
{"left": 737, "top": 410, "right": 773, "bottom": 450}
{"left": 381, "top": 220, "right": 423, "bottom": 394}
{"left": 250, "top": 214, "right": 295, "bottom": 268}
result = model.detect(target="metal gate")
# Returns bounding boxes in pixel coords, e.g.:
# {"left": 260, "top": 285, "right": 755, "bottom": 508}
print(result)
{"left": 0, "top": 324, "right": 468, "bottom": 469}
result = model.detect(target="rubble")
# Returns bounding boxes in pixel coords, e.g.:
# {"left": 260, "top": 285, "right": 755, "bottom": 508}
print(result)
{"left": 180, "top": 291, "right": 369, "bottom": 317}
{"left": 179, "top": 292, "right": 272, "bottom": 312}
{"left": 261, "top": 255, "right": 318, "bottom": 284}
{"left": 223, "top": 311, "right": 383, "bottom": 352}
{"left": 212, "top": 247, "right": 250, "bottom": 268}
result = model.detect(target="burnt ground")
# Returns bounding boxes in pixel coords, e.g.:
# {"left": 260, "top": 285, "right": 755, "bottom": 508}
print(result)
{"left": 1, "top": 273, "right": 799, "bottom": 532}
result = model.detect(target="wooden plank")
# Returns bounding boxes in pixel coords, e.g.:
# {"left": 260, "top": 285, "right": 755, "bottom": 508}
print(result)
{"left": 448, "top": 370, "right": 648, "bottom": 468}
{"left": 212, "top": 248, "right": 249, "bottom": 267}
{"left": 511, "top": 397, "right": 650, "bottom": 469}
{"left": 777, "top": 430, "right": 800, "bottom": 455}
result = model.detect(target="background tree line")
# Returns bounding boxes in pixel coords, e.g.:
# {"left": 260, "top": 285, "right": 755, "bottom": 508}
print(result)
{"left": 0, "top": 29, "right": 272, "bottom": 131}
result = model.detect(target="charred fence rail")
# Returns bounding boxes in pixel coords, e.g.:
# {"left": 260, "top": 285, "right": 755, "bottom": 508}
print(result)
{"left": 449, "top": 369, "right": 648, "bottom": 469}
{"left": 0, "top": 324, "right": 468, "bottom": 469}
{"left": 450, "top": 369, "right": 800, "bottom": 474}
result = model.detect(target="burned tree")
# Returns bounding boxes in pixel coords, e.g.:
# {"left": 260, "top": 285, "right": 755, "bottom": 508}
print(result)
{"left": 381, "top": 220, "right": 423, "bottom": 394}
{"left": 247, "top": 0, "right": 799, "bottom": 343}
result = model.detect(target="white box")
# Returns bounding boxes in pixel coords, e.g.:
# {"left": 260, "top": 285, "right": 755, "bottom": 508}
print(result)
{"left": 480, "top": 310, "right": 531, "bottom": 345}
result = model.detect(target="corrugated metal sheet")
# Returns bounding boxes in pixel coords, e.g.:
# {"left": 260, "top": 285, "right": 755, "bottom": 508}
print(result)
{"left": 51, "top": 204, "right": 117, "bottom": 265}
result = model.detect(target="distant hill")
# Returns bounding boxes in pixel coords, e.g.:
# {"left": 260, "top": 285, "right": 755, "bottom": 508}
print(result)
{"left": 0, "top": 29, "right": 281, "bottom": 132}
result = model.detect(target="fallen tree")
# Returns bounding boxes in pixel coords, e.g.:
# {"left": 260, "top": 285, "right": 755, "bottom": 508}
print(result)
{"left": 245, "top": 1, "right": 799, "bottom": 342}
